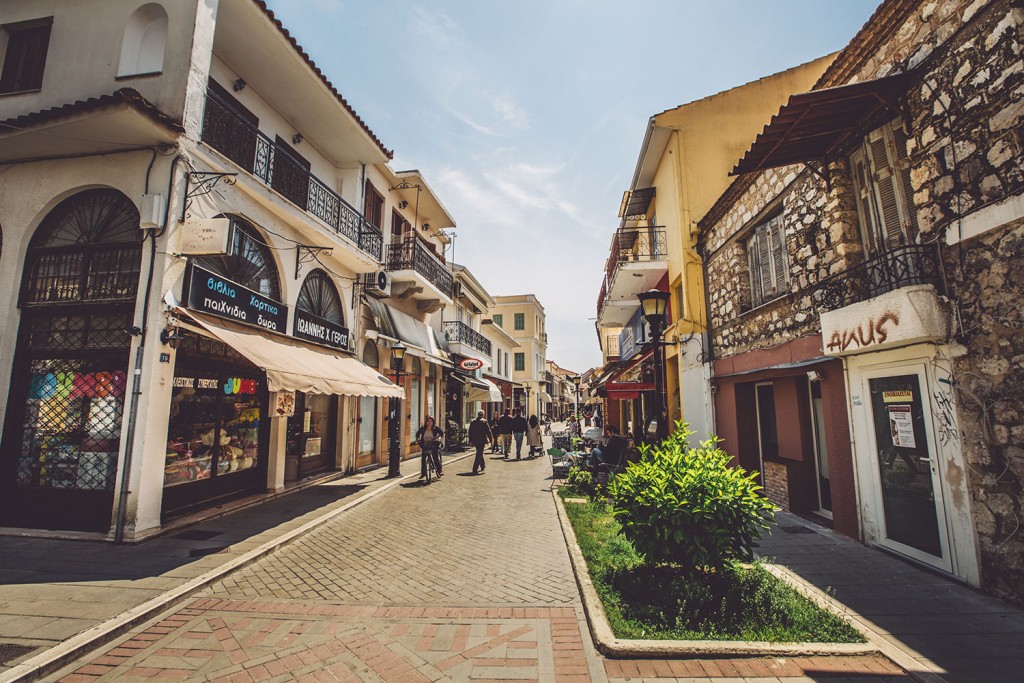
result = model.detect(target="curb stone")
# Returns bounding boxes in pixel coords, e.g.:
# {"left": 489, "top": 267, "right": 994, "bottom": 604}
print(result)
{"left": 552, "top": 491, "right": 911, "bottom": 661}
{"left": 0, "top": 452, "right": 474, "bottom": 683}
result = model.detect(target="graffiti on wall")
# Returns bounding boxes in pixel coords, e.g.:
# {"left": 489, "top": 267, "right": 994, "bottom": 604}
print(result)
{"left": 825, "top": 311, "right": 900, "bottom": 353}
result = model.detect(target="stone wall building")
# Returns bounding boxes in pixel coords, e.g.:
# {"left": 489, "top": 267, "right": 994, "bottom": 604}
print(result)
{"left": 700, "top": 0, "right": 1024, "bottom": 602}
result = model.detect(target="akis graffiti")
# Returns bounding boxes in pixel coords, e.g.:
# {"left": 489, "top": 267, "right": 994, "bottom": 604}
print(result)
{"left": 826, "top": 311, "right": 900, "bottom": 353}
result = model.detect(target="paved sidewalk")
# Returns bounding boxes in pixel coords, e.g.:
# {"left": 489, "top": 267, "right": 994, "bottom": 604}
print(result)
{"left": 756, "top": 512, "right": 1024, "bottom": 683}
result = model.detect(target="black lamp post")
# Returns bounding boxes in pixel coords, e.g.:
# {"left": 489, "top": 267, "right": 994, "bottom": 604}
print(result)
{"left": 638, "top": 289, "right": 670, "bottom": 442}
{"left": 572, "top": 375, "right": 582, "bottom": 433}
{"left": 387, "top": 342, "right": 407, "bottom": 478}
{"left": 524, "top": 385, "right": 532, "bottom": 417}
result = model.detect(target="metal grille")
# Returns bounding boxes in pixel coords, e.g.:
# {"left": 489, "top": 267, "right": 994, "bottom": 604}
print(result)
{"left": 297, "top": 270, "right": 343, "bottom": 324}
{"left": 195, "top": 219, "right": 281, "bottom": 301}
{"left": 26, "top": 311, "right": 132, "bottom": 351}
{"left": 814, "top": 243, "right": 943, "bottom": 312}
{"left": 15, "top": 357, "right": 125, "bottom": 491}
{"left": 442, "top": 320, "right": 492, "bottom": 355}
{"left": 386, "top": 236, "right": 453, "bottom": 296}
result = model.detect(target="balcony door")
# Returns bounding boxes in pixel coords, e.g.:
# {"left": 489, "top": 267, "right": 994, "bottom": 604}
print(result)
{"left": 272, "top": 136, "right": 310, "bottom": 211}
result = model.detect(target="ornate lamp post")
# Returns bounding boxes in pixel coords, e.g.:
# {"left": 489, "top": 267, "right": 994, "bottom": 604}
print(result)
{"left": 387, "top": 342, "right": 407, "bottom": 478}
{"left": 638, "top": 289, "right": 670, "bottom": 442}
{"left": 572, "top": 375, "right": 582, "bottom": 433}
{"left": 524, "top": 385, "right": 532, "bottom": 416}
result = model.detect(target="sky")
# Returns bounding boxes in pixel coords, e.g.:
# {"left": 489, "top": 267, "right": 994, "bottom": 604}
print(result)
{"left": 263, "top": 0, "right": 880, "bottom": 374}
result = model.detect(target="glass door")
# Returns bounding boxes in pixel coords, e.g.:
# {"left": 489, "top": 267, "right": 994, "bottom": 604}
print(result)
{"left": 864, "top": 368, "right": 950, "bottom": 570}
{"left": 808, "top": 380, "right": 832, "bottom": 517}
{"left": 356, "top": 396, "right": 377, "bottom": 469}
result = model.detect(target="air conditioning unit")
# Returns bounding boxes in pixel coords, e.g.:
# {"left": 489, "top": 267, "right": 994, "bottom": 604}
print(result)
{"left": 362, "top": 270, "right": 391, "bottom": 298}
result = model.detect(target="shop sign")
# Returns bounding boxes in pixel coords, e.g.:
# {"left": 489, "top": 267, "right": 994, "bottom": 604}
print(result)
{"left": 619, "top": 307, "right": 651, "bottom": 362}
{"left": 179, "top": 217, "right": 231, "bottom": 255}
{"left": 186, "top": 264, "right": 288, "bottom": 333}
{"left": 293, "top": 309, "right": 350, "bottom": 350}
{"left": 172, "top": 375, "right": 258, "bottom": 394}
{"left": 458, "top": 358, "right": 483, "bottom": 371}
{"left": 275, "top": 390, "right": 296, "bottom": 417}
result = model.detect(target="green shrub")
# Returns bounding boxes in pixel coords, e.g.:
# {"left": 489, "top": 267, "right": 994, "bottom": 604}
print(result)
{"left": 608, "top": 422, "right": 774, "bottom": 572}
{"left": 564, "top": 466, "right": 595, "bottom": 498}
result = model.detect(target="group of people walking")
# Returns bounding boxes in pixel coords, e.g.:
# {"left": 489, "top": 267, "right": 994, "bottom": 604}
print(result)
{"left": 416, "top": 408, "right": 545, "bottom": 480}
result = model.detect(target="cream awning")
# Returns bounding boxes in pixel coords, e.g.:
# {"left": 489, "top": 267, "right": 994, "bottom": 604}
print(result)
{"left": 467, "top": 377, "right": 502, "bottom": 403}
{"left": 537, "top": 390, "right": 553, "bottom": 403}
{"left": 180, "top": 309, "right": 404, "bottom": 398}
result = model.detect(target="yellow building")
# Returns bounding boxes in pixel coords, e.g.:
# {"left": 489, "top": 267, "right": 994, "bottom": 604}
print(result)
{"left": 601, "top": 55, "right": 834, "bottom": 441}
{"left": 491, "top": 295, "right": 547, "bottom": 417}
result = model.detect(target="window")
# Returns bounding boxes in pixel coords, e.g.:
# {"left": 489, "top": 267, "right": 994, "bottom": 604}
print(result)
{"left": 391, "top": 210, "right": 409, "bottom": 241}
{"left": 514, "top": 313, "right": 525, "bottom": 330}
{"left": 850, "top": 119, "right": 918, "bottom": 257}
{"left": 746, "top": 215, "right": 788, "bottom": 308}
{"left": 363, "top": 181, "right": 384, "bottom": 229}
{"left": 492, "top": 313, "right": 503, "bottom": 327}
{"left": 1, "top": 18, "right": 52, "bottom": 94}
{"left": 514, "top": 352, "right": 525, "bottom": 372}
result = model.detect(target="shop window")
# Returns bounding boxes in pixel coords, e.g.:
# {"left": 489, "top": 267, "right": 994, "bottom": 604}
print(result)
{"left": 514, "top": 313, "right": 525, "bottom": 330}
{"left": 746, "top": 215, "right": 788, "bottom": 308}
{"left": 0, "top": 17, "right": 52, "bottom": 94}
{"left": 286, "top": 392, "right": 332, "bottom": 478}
{"left": 296, "top": 269, "right": 343, "bottom": 324}
{"left": 117, "top": 4, "right": 167, "bottom": 77}
{"left": 514, "top": 352, "right": 525, "bottom": 372}
{"left": 194, "top": 217, "right": 280, "bottom": 300}
{"left": 850, "top": 119, "right": 918, "bottom": 257}
{"left": 363, "top": 180, "right": 384, "bottom": 229}
{"left": 358, "top": 342, "right": 379, "bottom": 460}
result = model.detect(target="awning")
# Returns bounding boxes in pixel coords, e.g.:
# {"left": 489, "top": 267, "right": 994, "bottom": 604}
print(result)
{"left": 364, "top": 296, "right": 450, "bottom": 365}
{"left": 619, "top": 186, "right": 656, "bottom": 220}
{"left": 179, "top": 309, "right": 403, "bottom": 398}
{"left": 731, "top": 72, "right": 913, "bottom": 176}
{"left": 467, "top": 377, "right": 502, "bottom": 403}
{"left": 537, "top": 390, "right": 552, "bottom": 403}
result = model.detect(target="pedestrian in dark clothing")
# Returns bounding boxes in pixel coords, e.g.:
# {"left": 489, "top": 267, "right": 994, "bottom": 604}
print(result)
{"left": 415, "top": 416, "right": 444, "bottom": 480}
{"left": 511, "top": 408, "right": 528, "bottom": 460}
{"left": 490, "top": 411, "right": 502, "bottom": 453}
{"left": 497, "top": 409, "right": 513, "bottom": 457}
{"left": 468, "top": 411, "right": 493, "bottom": 474}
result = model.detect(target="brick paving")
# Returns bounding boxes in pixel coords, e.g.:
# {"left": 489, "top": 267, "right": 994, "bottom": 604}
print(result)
{"left": 37, "top": 437, "right": 917, "bottom": 682}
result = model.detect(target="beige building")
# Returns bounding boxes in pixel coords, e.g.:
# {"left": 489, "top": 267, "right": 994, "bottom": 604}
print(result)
{"left": 491, "top": 295, "right": 547, "bottom": 417}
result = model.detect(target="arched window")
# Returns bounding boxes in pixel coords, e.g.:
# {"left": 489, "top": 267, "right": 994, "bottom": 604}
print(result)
{"left": 118, "top": 4, "right": 168, "bottom": 76}
{"left": 194, "top": 217, "right": 280, "bottom": 300}
{"left": 296, "top": 270, "right": 343, "bottom": 325}
{"left": 1, "top": 189, "right": 143, "bottom": 533}
{"left": 23, "top": 189, "right": 142, "bottom": 305}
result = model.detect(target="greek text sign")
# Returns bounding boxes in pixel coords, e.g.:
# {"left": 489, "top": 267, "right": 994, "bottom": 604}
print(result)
{"left": 293, "top": 309, "right": 350, "bottom": 351}
{"left": 186, "top": 264, "right": 288, "bottom": 333}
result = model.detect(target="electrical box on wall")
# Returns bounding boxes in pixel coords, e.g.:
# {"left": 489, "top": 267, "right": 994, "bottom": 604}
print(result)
{"left": 139, "top": 193, "right": 165, "bottom": 230}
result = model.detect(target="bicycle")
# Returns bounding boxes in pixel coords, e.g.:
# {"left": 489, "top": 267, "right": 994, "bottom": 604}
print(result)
{"left": 422, "top": 441, "right": 442, "bottom": 484}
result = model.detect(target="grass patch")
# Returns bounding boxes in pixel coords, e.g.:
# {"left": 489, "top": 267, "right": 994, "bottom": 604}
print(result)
{"left": 561, "top": 498, "right": 864, "bottom": 643}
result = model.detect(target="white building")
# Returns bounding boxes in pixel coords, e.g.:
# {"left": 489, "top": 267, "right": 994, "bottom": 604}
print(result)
{"left": 0, "top": 0, "right": 455, "bottom": 538}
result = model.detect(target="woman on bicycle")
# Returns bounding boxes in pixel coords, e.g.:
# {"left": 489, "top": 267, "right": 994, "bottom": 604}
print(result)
{"left": 416, "top": 416, "right": 444, "bottom": 480}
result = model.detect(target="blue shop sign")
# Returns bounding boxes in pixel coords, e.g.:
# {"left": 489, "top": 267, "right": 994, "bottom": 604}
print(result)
{"left": 619, "top": 307, "right": 651, "bottom": 362}
{"left": 186, "top": 264, "right": 288, "bottom": 333}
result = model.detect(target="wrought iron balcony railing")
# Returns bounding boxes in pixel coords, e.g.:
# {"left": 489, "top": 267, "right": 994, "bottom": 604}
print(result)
{"left": 814, "top": 243, "right": 943, "bottom": 312}
{"left": 386, "top": 236, "right": 453, "bottom": 297}
{"left": 603, "top": 227, "right": 668, "bottom": 282}
{"left": 442, "top": 320, "right": 492, "bottom": 356}
{"left": 201, "top": 88, "right": 382, "bottom": 261}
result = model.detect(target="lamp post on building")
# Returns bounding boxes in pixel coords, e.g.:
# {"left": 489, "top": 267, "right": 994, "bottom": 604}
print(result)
{"left": 572, "top": 375, "right": 582, "bottom": 433}
{"left": 638, "top": 289, "right": 670, "bottom": 443}
{"left": 524, "top": 385, "right": 532, "bottom": 417}
{"left": 387, "top": 342, "right": 407, "bottom": 478}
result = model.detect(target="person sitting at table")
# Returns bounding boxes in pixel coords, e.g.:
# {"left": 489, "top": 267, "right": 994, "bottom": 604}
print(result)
{"left": 589, "top": 425, "right": 627, "bottom": 473}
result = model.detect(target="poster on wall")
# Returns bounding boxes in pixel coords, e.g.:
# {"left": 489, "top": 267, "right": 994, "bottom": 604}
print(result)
{"left": 888, "top": 405, "right": 916, "bottom": 448}
{"left": 276, "top": 390, "right": 296, "bottom": 417}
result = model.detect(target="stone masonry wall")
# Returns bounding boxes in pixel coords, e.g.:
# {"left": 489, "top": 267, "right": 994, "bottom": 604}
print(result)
{"left": 763, "top": 461, "right": 791, "bottom": 511}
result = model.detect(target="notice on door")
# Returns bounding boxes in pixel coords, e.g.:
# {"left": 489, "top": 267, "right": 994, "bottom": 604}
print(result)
{"left": 889, "top": 405, "right": 916, "bottom": 448}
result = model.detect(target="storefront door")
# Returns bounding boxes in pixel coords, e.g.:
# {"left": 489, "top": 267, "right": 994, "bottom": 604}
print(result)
{"left": 861, "top": 365, "right": 951, "bottom": 570}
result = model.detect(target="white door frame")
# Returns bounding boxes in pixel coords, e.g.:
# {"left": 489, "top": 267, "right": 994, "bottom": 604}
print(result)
{"left": 806, "top": 378, "right": 833, "bottom": 520}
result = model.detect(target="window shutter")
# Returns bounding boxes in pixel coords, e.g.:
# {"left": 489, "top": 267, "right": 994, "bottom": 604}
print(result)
{"left": 867, "top": 131, "right": 905, "bottom": 248}
{"left": 890, "top": 123, "right": 920, "bottom": 236}
{"left": 748, "top": 232, "right": 763, "bottom": 306}
{"left": 758, "top": 225, "right": 773, "bottom": 300}
{"left": 851, "top": 148, "right": 881, "bottom": 256}
{"left": 769, "top": 217, "right": 788, "bottom": 295}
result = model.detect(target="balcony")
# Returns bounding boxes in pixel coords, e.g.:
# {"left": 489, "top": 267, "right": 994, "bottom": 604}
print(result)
{"left": 817, "top": 244, "right": 948, "bottom": 357}
{"left": 597, "top": 227, "right": 668, "bottom": 328}
{"left": 200, "top": 88, "right": 382, "bottom": 261}
{"left": 442, "top": 320, "right": 492, "bottom": 357}
{"left": 815, "top": 244, "right": 943, "bottom": 312}
{"left": 386, "top": 236, "right": 454, "bottom": 307}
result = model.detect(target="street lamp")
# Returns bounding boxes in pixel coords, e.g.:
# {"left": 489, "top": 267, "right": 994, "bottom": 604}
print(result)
{"left": 524, "top": 385, "right": 532, "bottom": 417}
{"left": 638, "top": 288, "right": 670, "bottom": 442}
{"left": 387, "top": 342, "right": 407, "bottom": 478}
{"left": 571, "top": 375, "right": 582, "bottom": 433}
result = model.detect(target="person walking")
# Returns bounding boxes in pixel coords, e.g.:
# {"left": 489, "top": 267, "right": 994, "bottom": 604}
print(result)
{"left": 489, "top": 411, "right": 502, "bottom": 453}
{"left": 468, "top": 410, "right": 493, "bottom": 474}
{"left": 497, "top": 409, "right": 513, "bottom": 458}
{"left": 511, "top": 408, "right": 528, "bottom": 460}
{"left": 415, "top": 416, "right": 444, "bottom": 481}
{"left": 526, "top": 414, "right": 543, "bottom": 458}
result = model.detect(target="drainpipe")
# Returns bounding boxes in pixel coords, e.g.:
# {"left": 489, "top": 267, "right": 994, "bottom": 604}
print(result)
{"left": 114, "top": 154, "right": 180, "bottom": 544}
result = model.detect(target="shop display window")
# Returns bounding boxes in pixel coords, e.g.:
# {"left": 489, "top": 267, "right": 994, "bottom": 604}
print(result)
{"left": 164, "top": 371, "right": 261, "bottom": 487}
{"left": 286, "top": 392, "right": 329, "bottom": 462}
